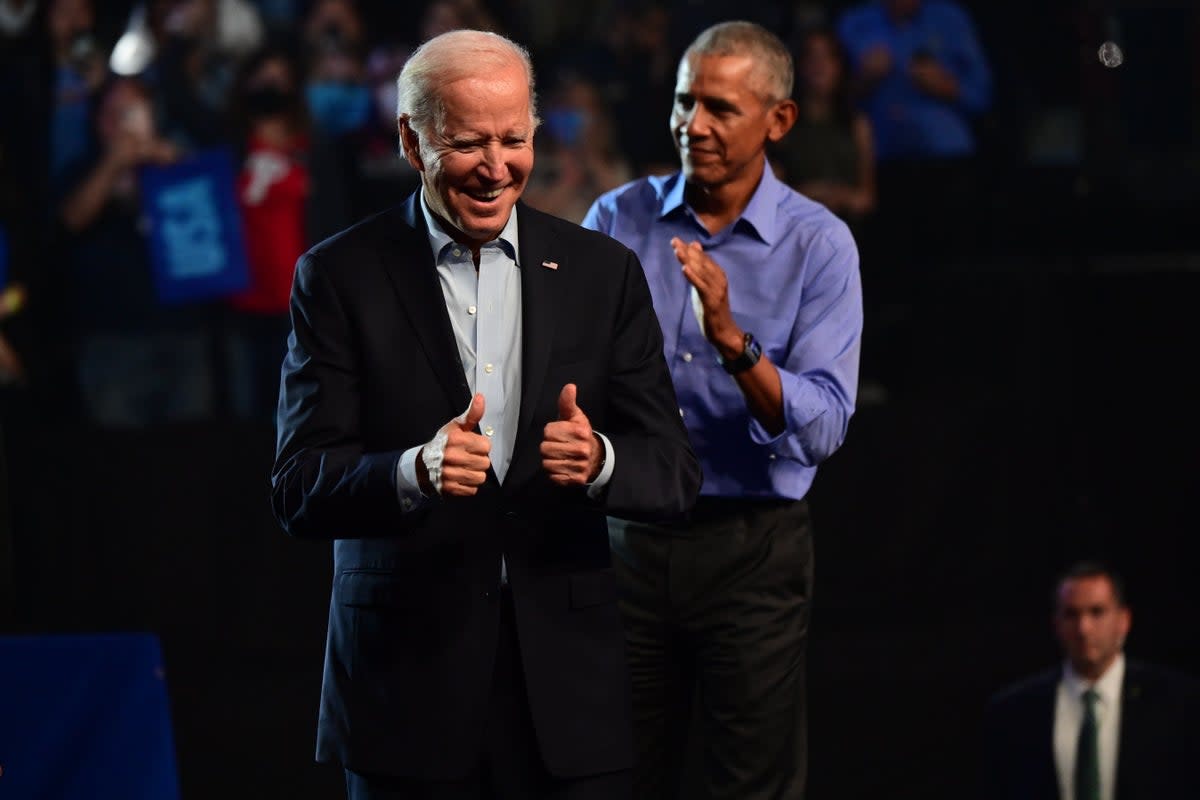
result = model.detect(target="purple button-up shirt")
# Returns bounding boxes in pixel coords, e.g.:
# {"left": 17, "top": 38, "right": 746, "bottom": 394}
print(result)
{"left": 583, "top": 165, "right": 862, "bottom": 499}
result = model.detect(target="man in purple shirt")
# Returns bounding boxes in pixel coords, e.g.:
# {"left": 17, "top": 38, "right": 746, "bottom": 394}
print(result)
{"left": 583, "top": 20, "right": 862, "bottom": 800}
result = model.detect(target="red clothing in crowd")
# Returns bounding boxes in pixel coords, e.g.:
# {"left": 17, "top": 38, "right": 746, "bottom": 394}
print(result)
{"left": 231, "top": 134, "right": 310, "bottom": 314}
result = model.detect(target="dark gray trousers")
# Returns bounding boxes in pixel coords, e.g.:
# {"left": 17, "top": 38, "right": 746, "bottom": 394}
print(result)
{"left": 609, "top": 497, "right": 813, "bottom": 800}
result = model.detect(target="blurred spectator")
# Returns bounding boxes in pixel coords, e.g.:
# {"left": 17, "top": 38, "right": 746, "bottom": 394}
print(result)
{"left": 837, "top": 0, "right": 991, "bottom": 162}
{"left": 57, "top": 77, "right": 216, "bottom": 427}
{"left": 250, "top": 0, "right": 301, "bottom": 37}
{"left": 0, "top": 0, "right": 38, "bottom": 38}
{"left": 837, "top": 0, "right": 992, "bottom": 268}
{"left": 773, "top": 27, "right": 876, "bottom": 227}
{"left": 582, "top": 1, "right": 677, "bottom": 176}
{"left": 523, "top": 74, "right": 632, "bottom": 224}
{"left": 982, "top": 562, "right": 1200, "bottom": 800}
{"left": 137, "top": 0, "right": 262, "bottom": 148}
{"left": 223, "top": 43, "right": 347, "bottom": 421}
{"left": 47, "top": 0, "right": 105, "bottom": 184}
{"left": 302, "top": 0, "right": 370, "bottom": 139}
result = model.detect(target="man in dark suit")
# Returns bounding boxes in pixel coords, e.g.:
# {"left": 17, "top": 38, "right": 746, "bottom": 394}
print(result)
{"left": 982, "top": 562, "right": 1200, "bottom": 800}
{"left": 271, "top": 29, "right": 700, "bottom": 800}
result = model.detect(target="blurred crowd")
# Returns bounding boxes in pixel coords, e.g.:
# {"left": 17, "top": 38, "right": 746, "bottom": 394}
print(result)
{"left": 0, "top": 0, "right": 994, "bottom": 429}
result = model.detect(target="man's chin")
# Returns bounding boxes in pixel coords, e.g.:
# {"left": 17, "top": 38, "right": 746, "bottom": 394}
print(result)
{"left": 682, "top": 164, "right": 724, "bottom": 189}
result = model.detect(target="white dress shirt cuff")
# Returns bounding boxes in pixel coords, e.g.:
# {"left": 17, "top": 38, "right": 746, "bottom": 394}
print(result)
{"left": 395, "top": 446, "right": 429, "bottom": 512}
{"left": 586, "top": 432, "right": 615, "bottom": 498}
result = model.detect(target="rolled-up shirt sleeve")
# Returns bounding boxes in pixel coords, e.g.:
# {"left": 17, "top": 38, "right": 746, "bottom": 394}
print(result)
{"left": 748, "top": 228, "right": 862, "bottom": 468}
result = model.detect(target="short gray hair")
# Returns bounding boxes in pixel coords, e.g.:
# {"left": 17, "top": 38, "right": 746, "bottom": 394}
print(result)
{"left": 396, "top": 29, "right": 539, "bottom": 139}
{"left": 682, "top": 21, "right": 794, "bottom": 103}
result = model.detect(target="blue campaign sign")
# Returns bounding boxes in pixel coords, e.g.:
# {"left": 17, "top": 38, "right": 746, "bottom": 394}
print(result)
{"left": 139, "top": 148, "right": 250, "bottom": 304}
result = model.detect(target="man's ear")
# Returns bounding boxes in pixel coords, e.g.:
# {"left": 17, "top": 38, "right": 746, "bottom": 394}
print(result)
{"left": 398, "top": 116, "right": 425, "bottom": 172}
{"left": 766, "top": 98, "right": 798, "bottom": 144}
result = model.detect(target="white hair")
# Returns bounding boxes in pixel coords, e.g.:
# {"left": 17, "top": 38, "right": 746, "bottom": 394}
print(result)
{"left": 396, "top": 29, "right": 539, "bottom": 139}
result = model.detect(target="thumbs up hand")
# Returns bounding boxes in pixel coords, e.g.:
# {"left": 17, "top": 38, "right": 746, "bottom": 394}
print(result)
{"left": 541, "top": 383, "right": 603, "bottom": 486}
{"left": 418, "top": 393, "right": 492, "bottom": 496}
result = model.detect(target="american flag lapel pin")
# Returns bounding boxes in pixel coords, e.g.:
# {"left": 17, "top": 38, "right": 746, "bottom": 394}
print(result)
{"left": 542, "top": 260, "right": 558, "bottom": 270}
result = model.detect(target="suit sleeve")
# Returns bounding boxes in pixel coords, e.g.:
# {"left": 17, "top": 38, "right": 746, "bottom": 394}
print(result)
{"left": 599, "top": 247, "right": 701, "bottom": 521}
{"left": 270, "top": 251, "right": 411, "bottom": 539}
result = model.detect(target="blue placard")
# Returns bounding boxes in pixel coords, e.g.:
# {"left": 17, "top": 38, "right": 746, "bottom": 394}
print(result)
{"left": 139, "top": 148, "right": 250, "bottom": 304}
{"left": 0, "top": 633, "right": 181, "bottom": 799}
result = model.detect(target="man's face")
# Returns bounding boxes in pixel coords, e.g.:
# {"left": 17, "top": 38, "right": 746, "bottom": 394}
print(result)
{"left": 671, "top": 53, "right": 788, "bottom": 191}
{"left": 1053, "top": 575, "right": 1131, "bottom": 679}
{"left": 401, "top": 61, "right": 533, "bottom": 249}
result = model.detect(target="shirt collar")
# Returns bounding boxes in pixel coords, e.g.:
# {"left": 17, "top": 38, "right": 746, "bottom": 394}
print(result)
{"left": 656, "top": 160, "right": 784, "bottom": 246}
{"left": 419, "top": 189, "right": 520, "bottom": 265}
{"left": 1062, "top": 653, "right": 1126, "bottom": 706}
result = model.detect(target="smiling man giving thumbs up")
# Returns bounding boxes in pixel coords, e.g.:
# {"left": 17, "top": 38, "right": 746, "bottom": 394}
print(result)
{"left": 272, "top": 29, "right": 699, "bottom": 800}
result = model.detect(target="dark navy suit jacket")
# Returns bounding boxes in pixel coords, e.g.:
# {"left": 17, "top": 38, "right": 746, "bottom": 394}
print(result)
{"left": 271, "top": 195, "right": 700, "bottom": 780}
{"left": 982, "top": 660, "right": 1200, "bottom": 800}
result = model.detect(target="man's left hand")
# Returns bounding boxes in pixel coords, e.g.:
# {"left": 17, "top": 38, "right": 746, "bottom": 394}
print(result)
{"left": 541, "top": 383, "right": 603, "bottom": 486}
{"left": 671, "top": 237, "right": 744, "bottom": 360}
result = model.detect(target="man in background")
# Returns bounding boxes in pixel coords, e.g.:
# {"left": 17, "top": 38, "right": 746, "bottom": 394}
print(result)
{"left": 983, "top": 562, "right": 1200, "bottom": 800}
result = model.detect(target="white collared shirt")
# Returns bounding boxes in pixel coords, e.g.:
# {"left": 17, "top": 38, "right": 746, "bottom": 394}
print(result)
{"left": 1054, "top": 653, "right": 1124, "bottom": 800}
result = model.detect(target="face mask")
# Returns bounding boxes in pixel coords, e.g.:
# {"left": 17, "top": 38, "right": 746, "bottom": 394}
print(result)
{"left": 305, "top": 81, "right": 371, "bottom": 136}
{"left": 245, "top": 86, "right": 293, "bottom": 118}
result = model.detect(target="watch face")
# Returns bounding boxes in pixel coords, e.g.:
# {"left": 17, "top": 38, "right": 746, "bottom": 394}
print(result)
{"left": 721, "top": 332, "right": 760, "bottom": 374}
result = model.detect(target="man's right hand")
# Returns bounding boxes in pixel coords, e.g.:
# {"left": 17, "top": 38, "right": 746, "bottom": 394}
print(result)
{"left": 417, "top": 393, "right": 492, "bottom": 497}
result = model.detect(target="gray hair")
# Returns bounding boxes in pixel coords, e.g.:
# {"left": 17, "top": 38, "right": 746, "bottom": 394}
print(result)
{"left": 396, "top": 29, "right": 539, "bottom": 139}
{"left": 682, "top": 21, "right": 794, "bottom": 103}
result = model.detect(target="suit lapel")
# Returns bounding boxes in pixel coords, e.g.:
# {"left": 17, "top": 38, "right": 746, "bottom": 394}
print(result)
{"left": 1115, "top": 662, "right": 1146, "bottom": 799}
{"left": 508, "top": 204, "right": 561, "bottom": 486}
{"left": 379, "top": 194, "right": 472, "bottom": 413}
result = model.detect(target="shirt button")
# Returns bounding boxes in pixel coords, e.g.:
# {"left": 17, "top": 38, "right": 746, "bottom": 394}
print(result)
{"left": 679, "top": 407, "right": 686, "bottom": 419}
{"left": 468, "top": 305, "right": 477, "bottom": 315}
{"left": 682, "top": 352, "right": 693, "bottom": 363}
{"left": 768, "top": 454, "right": 777, "bottom": 461}
{"left": 453, "top": 248, "right": 462, "bottom": 257}
{"left": 401, "top": 497, "right": 414, "bottom": 510}
{"left": 484, "top": 425, "right": 495, "bottom": 436}
{"left": 484, "top": 363, "right": 494, "bottom": 374}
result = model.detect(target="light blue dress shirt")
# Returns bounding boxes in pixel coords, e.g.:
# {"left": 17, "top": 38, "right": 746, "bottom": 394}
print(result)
{"left": 395, "top": 193, "right": 614, "bottom": 510}
{"left": 583, "top": 164, "right": 861, "bottom": 500}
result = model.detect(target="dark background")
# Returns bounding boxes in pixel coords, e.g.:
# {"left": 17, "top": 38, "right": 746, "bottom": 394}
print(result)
{"left": 2, "top": 0, "right": 1198, "bottom": 797}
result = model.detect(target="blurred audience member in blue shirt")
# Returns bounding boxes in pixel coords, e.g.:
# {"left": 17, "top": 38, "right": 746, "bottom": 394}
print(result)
{"left": 584, "top": 21, "right": 862, "bottom": 800}
{"left": 837, "top": 0, "right": 991, "bottom": 161}
{"left": 837, "top": 0, "right": 993, "bottom": 358}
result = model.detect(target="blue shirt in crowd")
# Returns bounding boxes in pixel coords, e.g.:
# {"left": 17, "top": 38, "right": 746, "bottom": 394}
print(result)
{"left": 838, "top": 0, "right": 992, "bottom": 160}
{"left": 583, "top": 165, "right": 862, "bottom": 500}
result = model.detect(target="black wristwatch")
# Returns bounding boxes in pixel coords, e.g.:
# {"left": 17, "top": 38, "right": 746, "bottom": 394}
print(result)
{"left": 718, "top": 332, "right": 762, "bottom": 374}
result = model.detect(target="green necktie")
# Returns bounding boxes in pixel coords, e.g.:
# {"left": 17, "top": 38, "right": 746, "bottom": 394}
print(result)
{"left": 1075, "top": 688, "right": 1101, "bottom": 800}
